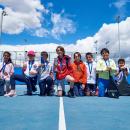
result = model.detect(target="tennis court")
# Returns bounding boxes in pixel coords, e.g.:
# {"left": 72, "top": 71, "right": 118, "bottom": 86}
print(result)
{"left": 0, "top": 85, "right": 130, "bottom": 130}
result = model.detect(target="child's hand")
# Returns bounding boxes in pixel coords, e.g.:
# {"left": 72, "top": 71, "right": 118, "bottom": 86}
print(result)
{"left": 4, "top": 72, "right": 8, "bottom": 76}
{"left": 38, "top": 64, "right": 44, "bottom": 67}
{"left": 106, "top": 67, "right": 111, "bottom": 71}
{"left": 33, "top": 64, "right": 38, "bottom": 68}
{"left": 29, "top": 70, "right": 36, "bottom": 75}
{"left": 23, "top": 64, "right": 27, "bottom": 71}
{"left": 82, "top": 84, "right": 85, "bottom": 89}
{"left": 124, "top": 68, "right": 128, "bottom": 75}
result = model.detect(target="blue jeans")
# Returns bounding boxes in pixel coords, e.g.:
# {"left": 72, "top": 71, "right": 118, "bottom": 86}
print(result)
{"left": 39, "top": 76, "right": 54, "bottom": 96}
{"left": 10, "top": 74, "right": 34, "bottom": 95}
{"left": 28, "top": 76, "right": 37, "bottom": 92}
{"left": 73, "top": 82, "right": 84, "bottom": 96}
{"left": 98, "top": 78, "right": 110, "bottom": 97}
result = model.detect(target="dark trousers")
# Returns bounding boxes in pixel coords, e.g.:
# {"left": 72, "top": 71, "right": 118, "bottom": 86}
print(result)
{"left": 39, "top": 76, "right": 54, "bottom": 96}
{"left": 85, "top": 84, "right": 97, "bottom": 92}
{"left": 73, "top": 82, "right": 84, "bottom": 96}
{"left": 29, "top": 76, "right": 37, "bottom": 92}
{"left": 10, "top": 74, "right": 37, "bottom": 95}
{"left": 0, "top": 79, "right": 5, "bottom": 96}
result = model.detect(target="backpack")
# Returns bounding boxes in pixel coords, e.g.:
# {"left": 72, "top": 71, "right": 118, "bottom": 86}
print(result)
{"left": 118, "top": 74, "right": 130, "bottom": 96}
{"left": 107, "top": 71, "right": 119, "bottom": 98}
{"left": 126, "top": 74, "right": 130, "bottom": 84}
{"left": 0, "top": 79, "right": 5, "bottom": 96}
{"left": 54, "top": 56, "right": 70, "bottom": 68}
{"left": 66, "top": 57, "right": 69, "bottom": 68}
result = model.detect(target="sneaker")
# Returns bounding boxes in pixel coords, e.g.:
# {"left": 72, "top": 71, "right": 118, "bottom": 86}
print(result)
{"left": 32, "top": 87, "right": 37, "bottom": 92}
{"left": 85, "top": 91, "right": 90, "bottom": 96}
{"left": 91, "top": 91, "right": 96, "bottom": 96}
{"left": 4, "top": 91, "right": 10, "bottom": 97}
{"left": 95, "top": 88, "right": 99, "bottom": 96}
{"left": 68, "top": 89, "right": 75, "bottom": 98}
{"left": 6, "top": 90, "right": 17, "bottom": 97}
{"left": 24, "top": 92, "right": 32, "bottom": 96}
{"left": 4, "top": 93, "right": 9, "bottom": 97}
{"left": 62, "top": 91, "right": 66, "bottom": 96}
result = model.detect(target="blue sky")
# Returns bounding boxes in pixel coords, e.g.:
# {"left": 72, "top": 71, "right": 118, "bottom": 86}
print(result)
{"left": 1, "top": 0, "right": 130, "bottom": 64}
{"left": 0, "top": 0, "right": 130, "bottom": 48}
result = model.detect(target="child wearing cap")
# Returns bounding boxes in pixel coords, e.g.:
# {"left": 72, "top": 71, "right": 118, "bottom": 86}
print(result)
{"left": 7, "top": 50, "right": 39, "bottom": 96}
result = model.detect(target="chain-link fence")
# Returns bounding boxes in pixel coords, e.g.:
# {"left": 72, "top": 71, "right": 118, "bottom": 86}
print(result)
{"left": 0, "top": 51, "right": 130, "bottom": 67}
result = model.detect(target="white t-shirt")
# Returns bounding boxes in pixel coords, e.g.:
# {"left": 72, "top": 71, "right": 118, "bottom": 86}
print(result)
{"left": 0, "top": 62, "right": 14, "bottom": 80}
{"left": 39, "top": 62, "right": 53, "bottom": 80}
{"left": 84, "top": 61, "right": 97, "bottom": 84}
{"left": 23, "top": 61, "right": 39, "bottom": 77}
{"left": 115, "top": 66, "right": 129, "bottom": 84}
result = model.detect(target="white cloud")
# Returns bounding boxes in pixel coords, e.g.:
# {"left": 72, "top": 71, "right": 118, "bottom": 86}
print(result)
{"left": 0, "top": 0, "right": 76, "bottom": 39}
{"left": 34, "top": 28, "right": 49, "bottom": 37}
{"left": 1, "top": 17, "right": 130, "bottom": 60}
{"left": 94, "top": 17, "right": 130, "bottom": 56}
{"left": 0, "top": 0, "right": 130, "bottom": 62}
{"left": 0, "top": 0, "right": 44, "bottom": 34}
{"left": 114, "top": 0, "right": 127, "bottom": 9}
{"left": 111, "top": 0, "right": 130, "bottom": 18}
{"left": 47, "top": 2, "right": 53, "bottom": 8}
{"left": 51, "top": 12, "right": 76, "bottom": 39}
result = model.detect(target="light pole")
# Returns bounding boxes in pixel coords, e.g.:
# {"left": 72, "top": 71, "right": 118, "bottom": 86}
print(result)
{"left": 0, "top": 10, "right": 7, "bottom": 45}
{"left": 24, "top": 39, "right": 27, "bottom": 61}
{"left": 105, "top": 41, "right": 109, "bottom": 48}
{"left": 116, "top": 15, "right": 120, "bottom": 58}
{"left": 94, "top": 40, "right": 98, "bottom": 62}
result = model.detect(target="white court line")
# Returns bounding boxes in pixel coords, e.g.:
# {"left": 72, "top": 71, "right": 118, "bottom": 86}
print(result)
{"left": 59, "top": 97, "right": 66, "bottom": 130}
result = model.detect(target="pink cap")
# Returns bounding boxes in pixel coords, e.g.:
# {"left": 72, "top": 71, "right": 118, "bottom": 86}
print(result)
{"left": 27, "top": 50, "right": 35, "bottom": 56}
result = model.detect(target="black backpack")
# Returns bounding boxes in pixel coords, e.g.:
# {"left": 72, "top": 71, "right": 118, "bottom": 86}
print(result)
{"left": 107, "top": 71, "right": 119, "bottom": 98}
{"left": 0, "top": 79, "right": 5, "bottom": 96}
{"left": 118, "top": 74, "right": 130, "bottom": 96}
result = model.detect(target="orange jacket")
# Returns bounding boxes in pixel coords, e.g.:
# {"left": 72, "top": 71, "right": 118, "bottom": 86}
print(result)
{"left": 72, "top": 61, "right": 87, "bottom": 84}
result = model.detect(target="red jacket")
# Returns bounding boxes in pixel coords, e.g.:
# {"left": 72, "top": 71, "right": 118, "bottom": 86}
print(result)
{"left": 55, "top": 55, "right": 73, "bottom": 80}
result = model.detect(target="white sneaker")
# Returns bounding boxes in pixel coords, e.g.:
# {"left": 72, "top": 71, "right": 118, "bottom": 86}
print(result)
{"left": 4, "top": 93, "right": 10, "bottom": 97}
{"left": 6, "top": 90, "right": 17, "bottom": 97}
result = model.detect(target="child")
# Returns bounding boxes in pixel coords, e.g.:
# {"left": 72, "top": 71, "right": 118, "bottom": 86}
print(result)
{"left": 7, "top": 50, "right": 39, "bottom": 96}
{"left": 0, "top": 51, "right": 14, "bottom": 96}
{"left": 38, "top": 51, "right": 54, "bottom": 96}
{"left": 96, "top": 48, "right": 116, "bottom": 97}
{"left": 71, "top": 52, "right": 87, "bottom": 96}
{"left": 54, "top": 46, "right": 74, "bottom": 96}
{"left": 115, "top": 58, "right": 129, "bottom": 85}
{"left": 84, "top": 52, "right": 97, "bottom": 96}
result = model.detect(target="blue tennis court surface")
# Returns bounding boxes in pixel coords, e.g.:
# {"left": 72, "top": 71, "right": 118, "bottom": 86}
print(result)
{"left": 64, "top": 97, "right": 130, "bottom": 130}
{"left": 0, "top": 85, "right": 130, "bottom": 130}
{"left": 0, "top": 94, "right": 59, "bottom": 130}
